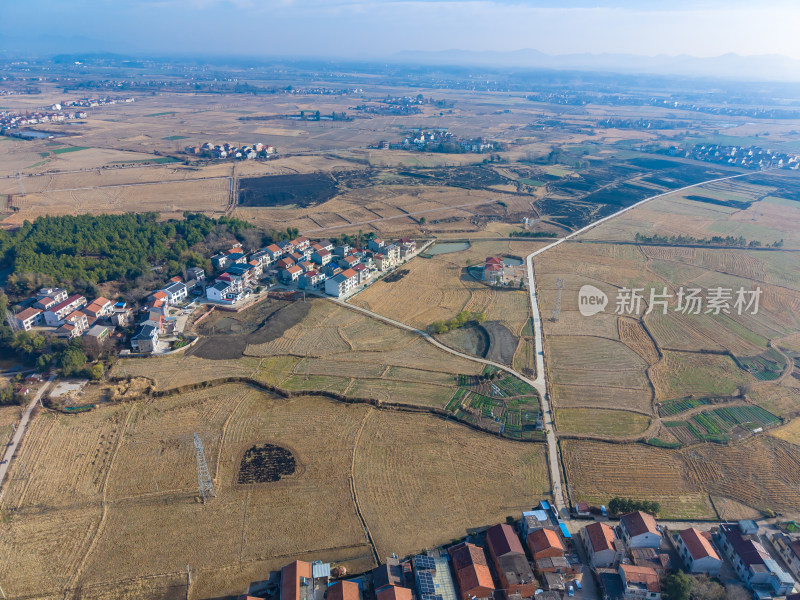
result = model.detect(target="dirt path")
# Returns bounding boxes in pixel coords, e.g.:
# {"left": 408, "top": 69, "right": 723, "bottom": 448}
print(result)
{"left": 350, "top": 407, "right": 380, "bottom": 564}
{"left": 68, "top": 403, "right": 138, "bottom": 589}
{"left": 0, "top": 374, "right": 54, "bottom": 501}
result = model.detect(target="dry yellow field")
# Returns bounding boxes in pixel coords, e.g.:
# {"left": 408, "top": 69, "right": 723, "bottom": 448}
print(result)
{"left": 112, "top": 300, "right": 482, "bottom": 409}
{"left": 555, "top": 408, "right": 651, "bottom": 438}
{"left": 561, "top": 439, "right": 715, "bottom": 519}
{"left": 0, "top": 404, "right": 22, "bottom": 448}
{"left": 563, "top": 434, "right": 800, "bottom": 519}
{"left": 650, "top": 350, "right": 755, "bottom": 401}
{"left": 354, "top": 409, "right": 548, "bottom": 559}
{"left": 351, "top": 240, "right": 539, "bottom": 334}
{"left": 0, "top": 384, "right": 549, "bottom": 598}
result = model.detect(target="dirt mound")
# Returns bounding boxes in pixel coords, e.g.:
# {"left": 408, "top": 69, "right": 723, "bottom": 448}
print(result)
{"left": 237, "top": 443, "right": 297, "bottom": 484}
{"left": 436, "top": 324, "right": 489, "bottom": 358}
{"left": 190, "top": 300, "right": 311, "bottom": 360}
{"left": 484, "top": 321, "right": 518, "bottom": 365}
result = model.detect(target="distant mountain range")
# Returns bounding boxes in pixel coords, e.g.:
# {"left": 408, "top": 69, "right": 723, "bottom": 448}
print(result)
{"left": 394, "top": 49, "right": 800, "bottom": 82}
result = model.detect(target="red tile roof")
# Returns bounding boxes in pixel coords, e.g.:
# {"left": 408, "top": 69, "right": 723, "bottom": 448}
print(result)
{"left": 280, "top": 560, "right": 311, "bottom": 600}
{"left": 449, "top": 542, "right": 490, "bottom": 571}
{"left": 327, "top": 580, "right": 360, "bottom": 600}
{"left": 619, "top": 565, "right": 661, "bottom": 593}
{"left": 486, "top": 523, "right": 525, "bottom": 558}
{"left": 49, "top": 294, "right": 85, "bottom": 314}
{"left": 152, "top": 290, "right": 168, "bottom": 300}
{"left": 376, "top": 587, "right": 412, "bottom": 600}
{"left": 287, "top": 265, "right": 303, "bottom": 274}
{"left": 585, "top": 522, "right": 616, "bottom": 553}
{"left": 16, "top": 307, "right": 42, "bottom": 321}
{"left": 678, "top": 528, "right": 720, "bottom": 561}
{"left": 456, "top": 564, "right": 494, "bottom": 598}
{"left": 485, "top": 256, "right": 503, "bottom": 265}
{"left": 620, "top": 511, "right": 659, "bottom": 538}
{"left": 528, "top": 528, "right": 564, "bottom": 555}
{"left": 341, "top": 268, "right": 358, "bottom": 279}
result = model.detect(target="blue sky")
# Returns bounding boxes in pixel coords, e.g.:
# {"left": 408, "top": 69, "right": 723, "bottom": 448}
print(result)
{"left": 2, "top": 1, "right": 799, "bottom": 60}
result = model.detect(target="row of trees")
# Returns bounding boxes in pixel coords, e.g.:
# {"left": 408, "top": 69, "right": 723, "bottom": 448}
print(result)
{"left": 0, "top": 212, "right": 254, "bottom": 298}
{"left": 431, "top": 310, "right": 486, "bottom": 334}
{"left": 633, "top": 232, "right": 784, "bottom": 248}
{"left": 607, "top": 496, "right": 660, "bottom": 516}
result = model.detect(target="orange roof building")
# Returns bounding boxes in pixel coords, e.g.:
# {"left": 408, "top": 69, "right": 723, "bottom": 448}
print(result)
{"left": 326, "top": 580, "right": 360, "bottom": 600}
{"left": 618, "top": 564, "right": 661, "bottom": 595}
{"left": 448, "top": 542, "right": 495, "bottom": 600}
{"left": 376, "top": 587, "right": 412, "bottom": 600}
{"left": 527, "top": 527, "right": 565, "bottom": 559}
{"left": 280, "top": 560, "right": 312, "bottom": 600}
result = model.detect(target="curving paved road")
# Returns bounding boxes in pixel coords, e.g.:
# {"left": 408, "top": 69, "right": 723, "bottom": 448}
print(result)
{"left": 0, "top": 374, "right": 55, "bottom": 501}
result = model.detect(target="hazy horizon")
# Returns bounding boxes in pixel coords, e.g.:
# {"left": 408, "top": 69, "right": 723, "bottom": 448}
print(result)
{"left": 3, "top": 1, "right": 800, "bottom": 81}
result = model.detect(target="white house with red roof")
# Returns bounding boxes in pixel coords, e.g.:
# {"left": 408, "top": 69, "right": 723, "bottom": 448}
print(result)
{"left": 484, "top": 256, "right": 504, "bottom": 282}
{"left": 620, "top": 511, "right": 661, "bottom": 549}
{"left": 14, "top": 307, "right": 42, "bottom": 331}
{"left": 675, "top": 528, "right": 721, "bottom": 575}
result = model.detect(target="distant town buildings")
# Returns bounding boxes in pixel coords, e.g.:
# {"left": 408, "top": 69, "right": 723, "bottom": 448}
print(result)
{"left": 183, "top": 141, "right": 276, "bottom": 160}
{"left": 376, "top": 128, "right": 497, "bottom": 153}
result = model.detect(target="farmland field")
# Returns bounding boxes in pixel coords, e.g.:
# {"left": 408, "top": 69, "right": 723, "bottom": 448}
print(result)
{"left": 650, "top": 350, "right": 755, "bottom": 401}
{"left": 113, "top": 299, "right": 484, "bottom": 410}
{"left": 563, "top": 437, "right": 800, "bottom": 518}
{"left": 555, "top": 408, "right": 651, "bottom": 438}
{"left": 350, "top": 240, "right": 540, "bottom": 335}
{"left": 0, "top": 384, "right": 548, "bottom": 598}
{"left": 561, "top": 440, "right": 716, "bottom": 519}
{"left": 354, "top": 409, "right": 548, "bottom": 560}
{"left": 4, "top": 70, "right": 800, "bottom": 598}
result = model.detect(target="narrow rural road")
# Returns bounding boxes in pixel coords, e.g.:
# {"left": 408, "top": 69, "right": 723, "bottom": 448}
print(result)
{"left": 523, "top": 170, "right": 758, "bottom": 515}
{"left": 0, "top": 374, "right": 55, "bottom": 500}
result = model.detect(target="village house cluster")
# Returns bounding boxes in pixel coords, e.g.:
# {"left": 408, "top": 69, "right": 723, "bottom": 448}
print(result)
{"left": 183, "top": 141, "right": 277, "bottom": 160}
{"left": 263, "top": 502, "right": 800, "bottom": 600}
{"left": 0, "top": 108, "right": 88, "bottom": 132}
{"left": 574, "top": 502, "right": 797, "bottom": 600}
{"left": 204, "top": 235, "right": 418, "bottom": 304}
{"left": 129, "top": 267, "right": 206, "bottom": 353}
{"left": 377, "top": 129, "right": 496, "bottom": 153}
{"left": 11, "top": 287, "right": 133, "bottom": 352}
{"left": 0, "top": 97, "right": 134, "bottom": 133}
{"left": 664, "top": 144, "right": 800, "bottom": 170}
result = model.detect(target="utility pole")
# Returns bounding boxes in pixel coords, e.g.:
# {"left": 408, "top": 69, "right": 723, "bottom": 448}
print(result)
{"left": 550, "top": 278, "right": 564, "bottom": 322}
{"left": 193, "top": 433, "right": 215, "bottom": 502}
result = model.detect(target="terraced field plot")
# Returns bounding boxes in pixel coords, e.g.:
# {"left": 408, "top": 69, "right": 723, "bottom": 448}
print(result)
{"left": 113, "top": 299, "right": 482, "bottom": 409}
{"left": 555, "top": 408, "right": 651, "bottom": 438}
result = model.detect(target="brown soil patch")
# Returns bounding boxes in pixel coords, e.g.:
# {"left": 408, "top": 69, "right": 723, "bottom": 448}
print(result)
{"left": 190, "top": 301, "right": 311, "bottom": 360}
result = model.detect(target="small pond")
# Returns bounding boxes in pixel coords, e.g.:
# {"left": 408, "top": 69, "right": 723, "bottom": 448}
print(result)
{"left": 427, "top": 241, "right": 470, "bottom": 255}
